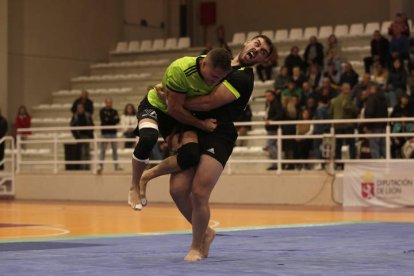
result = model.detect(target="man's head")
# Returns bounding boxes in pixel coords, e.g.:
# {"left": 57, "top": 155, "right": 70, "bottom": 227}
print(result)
{"left": 264, "top": 89, "right": 276, "bottom": 103}
{"left": 292, "top": 66, "right": 301, "bottom": 77}
{"left": 200, "top": 48, "right": 232, "bottom": 86}
{"left": 76, "top": 103, "right": 85, "bottom": 114}
{"left": 302, "top": 81, "right": 311, "bottom": 92}
{"left": 104, "top": 97, "right": 113, "bottom": 109}
{"left": 238, "top": 35, "right": 273, "bottom": 66}
{"left": 362, "top": 73, "right": 371, "bottom": 84}
{"left": 309, "top": 36, "right": 317, "bottom": 44}
{"left": 367, "top": 82, "right": 378, "bottom": 94}
{"left": 322, "top": 77, "right": 331, "bottom": 88}
{"left": 341, "top": 83, "right": 351, "bottom": 95}
{"left": 80, "top": 90, "right": 89, "bottom": 100}
{"left": 290, "top": 46, "right": 299, "bottom": 55}
{"left": 373, "top": 30, "right": 381, "bottom": 40}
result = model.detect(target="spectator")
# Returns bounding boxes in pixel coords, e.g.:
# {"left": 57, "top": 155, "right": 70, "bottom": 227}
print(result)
{"left": 325, "top": 34, "right": 342, "bottom": 72}
{"left": 390, "top": 94, "right": 413, "bottom": 118}
{"left": 300, "top": 81, "right": 315, "bottom": 108}
{"left": 351, "top": 73, "right": 371, "bottom": 110}
{"left": 389, "top": 25, "right": 410, "bottom": 62}
{"left": 391, "top": 119, "right": 414, "bottom": 158}
{"left": 295, "top": 108, "right": 314, "bottom": 170}
{"left": 98, "top": 97, "right": 121, "bottom": 173}
{"left": 0, "top": 108, "right": 7, "bottom": 171}
{"left": 71, "top": 90, "right": 94, "bottom": 115}
{"left": 304, "top": 36, "right": 324, "bottom": 68}
{"left": 386, "top": 58, "right": 407, "bottom": 107}
{"left": 330, "top": 83, "right": 358, "bottom": 168}
{"left": 312, "top": 96, "right": 331, "bottom": 166}
{"left": 282, "top": 96, "right": 300, "bottom": 170}
{"left": 70, "top": 103, "right": 94, "bottom": 170}
{"left": 121, "top": 103, "right": 137, "bottom": 148}
{"left": 15, "top": 105, "right": 31, "bottom": 148}
{"left": 316, "top": 77, "right": 338, "bottom": 102}
{"left": 292, "top": 66, "right": 307, "bottom": 88}
{"left": 284, "top": 46, "right": 304, "bottom": 75}
{"left": 274, "top": 66, "right": 291, "bottom": 99}
{"left": 234, "top": 104, "right": 252, "bottom": 147}
{"left": 281, "top": 80, "right": 302, "bottom": 109}
{"left": 364, "top": 83, "right": 388, "bottom": 159}
{"left": 372, "top": 62, "right": 389, "bottom": 88}
{"left": 256, "top": 48, "right": 278, "bottom": 82}
{"left": 340, "top": 62, "right": 359, "bottom": 89}
{"left": 363, "top": 30, "right": 390, "bottom": 73}
{"left": 263, "top": 90, "right": 284, "bottom": 170}
{"left": 320, "top": 62, "right": 340, "bottom": 87}
{"left": 305, "top": 63, "right": 322, "bottom": 89}
{"left": 388, "top": 13, "right": 410, "bottom": 39}
{"left": 305, "top": 97, "right": 317, "bottom": 118}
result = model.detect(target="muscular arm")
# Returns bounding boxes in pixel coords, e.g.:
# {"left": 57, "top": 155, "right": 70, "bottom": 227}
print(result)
{"left": 184, "top": 84, "right": 237, "bottom": 111}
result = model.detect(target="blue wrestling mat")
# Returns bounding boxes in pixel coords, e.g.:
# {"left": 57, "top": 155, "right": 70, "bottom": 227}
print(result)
{"left": 1, "top": 222, "right": 414, "bottom": 275}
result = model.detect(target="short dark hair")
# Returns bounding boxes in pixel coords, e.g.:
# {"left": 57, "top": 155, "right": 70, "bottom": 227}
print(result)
{"left": 252, "top": 34, "right": 274, "bottom": 57}
{"left": 206, "top": 48, "right": 232, "bottom": 72}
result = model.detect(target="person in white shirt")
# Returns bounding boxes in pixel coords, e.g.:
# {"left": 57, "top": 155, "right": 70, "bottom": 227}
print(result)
{"left": 121, "top": 103, "right": 137, "bottom": 148}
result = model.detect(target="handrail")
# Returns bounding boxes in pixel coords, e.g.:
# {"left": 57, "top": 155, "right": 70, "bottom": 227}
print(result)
{"left": 0, "top": 136, "right": 15, "bottom": 196}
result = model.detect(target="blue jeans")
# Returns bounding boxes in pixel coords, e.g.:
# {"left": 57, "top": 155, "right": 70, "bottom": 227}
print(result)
{"left": 100, "top": 133, "right": 119, "bottom": 169}
{"left": 368, "top": 128, "right": 386, "bottom": 159}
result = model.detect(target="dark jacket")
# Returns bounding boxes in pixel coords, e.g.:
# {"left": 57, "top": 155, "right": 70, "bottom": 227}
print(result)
{"left": 340, "top": 70, "right": 359, "bottom": 89}
{"left": 365, "top": 90, "right": 388, "bottom": 129}
{"left": 284, "top": 55, "right": 304, "bottom": 75}
{"left": 100, "top": 108, "right": 120, "bottom": 135}
{"left": 304, "top": 42, "right": 324, "bottom": 67}
{"left": 0, "top": 116, "right": 7, "bottom": 138}
{"left": 370, "top": 37, "right": 389, "bottom": 64}
{"left": 70, "top": 112, "right": 94, "bottom": 139}
{"left": 265, "top": 98, "right": 284, "bottom": 131}
{"left": 387, "top": 68, "right": 407, "bottom": 91}
{"left": 71, "top": 98, "right": 94, "bottom": 115}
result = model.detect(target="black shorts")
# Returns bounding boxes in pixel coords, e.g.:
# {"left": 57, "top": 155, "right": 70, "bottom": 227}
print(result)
{"left": 197, "top": 123, "right": 238, "bottom": 168}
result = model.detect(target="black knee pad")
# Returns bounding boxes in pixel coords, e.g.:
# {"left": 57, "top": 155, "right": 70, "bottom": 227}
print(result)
{"left": 133, "top": 128, "right": 159, "bottom": 160}
{"left": 177, "top": 142, "right": 201, "bottom": 170}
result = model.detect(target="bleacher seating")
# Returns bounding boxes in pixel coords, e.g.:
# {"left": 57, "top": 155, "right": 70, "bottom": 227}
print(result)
{"left": 261, "top": 30, "right": 274, "bottom": 41}
{"left": 303, "top": 27, "right": 318, "bottom": 40}
{"left": 127, "top": 41, "right": 140, "bottom": 53}
{"left": 229, "top": 32, "right": 246, "bottom": 46}
{"left": 164, "top": 38, "right": 177, "bottom": 50}
{"left": 380, "top": 21, "right": 391, "bottom": 34}
{"left": 289, "top": 28, "right": 303, "bottom": 41}
{"left": 334, "top": 24, "right": 349, "bottom": 37}
{"left": 349, "top": 23, "right": 364, "bottom": 36}
{"left": 364, "top": 22, "right": 380, "bottom": 35}
{"left": 139, "top": 40, "right": 153, "bottom": 52}
{"left": 247, "top": 31, "right": 260, "bottom": 40}
{"left": 274, "top": 29, "right": 289, "bottom": 42}
{"left": 318, "top": 26, "right": 333, "bottom": 39}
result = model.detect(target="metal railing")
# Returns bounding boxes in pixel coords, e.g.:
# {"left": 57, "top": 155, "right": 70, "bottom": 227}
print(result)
{"left": 14, "top": 117, "right": 414, "bottom": 175}
{"left": 0, "top": 136, "right": 15, "bottom": 196}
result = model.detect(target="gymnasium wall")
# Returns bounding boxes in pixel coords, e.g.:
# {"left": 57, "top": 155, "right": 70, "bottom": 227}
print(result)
{"left": 0, "top": 0, "right": 7, "bottom": 117}
{"left": 7, "top": 0, "right": 123, "bottom": 123}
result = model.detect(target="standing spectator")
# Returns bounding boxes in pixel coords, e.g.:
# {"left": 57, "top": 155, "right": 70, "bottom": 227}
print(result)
{"left": 386, "top": 58, "right": 407, "bottom": 107}
{"left": 274, "top": 66, "right": 291, "bottom": 98}
{"left": 291, "top": 66, "right": 306, "bottom": 88}
{"left": 256, "top": 49, "right": 278, "bottom": 82}
{"left": 304, "top": 36, "right": 324, "bottom": 68}
{"left": 330, "top": 83, "right": 358, "bottom": 167}
{"left": 234, "top": 104, "right": 252, "bottom": 147}
{"left": 0, "top": 108, "right": 7, "bottom": 171}
{"left": 98, "top": 98, "right": 121, "bottom": 173}
{"left": 300, "top": 81, "right": 315, "bottom": 108}
{"left": 70, "top": 103, "right": 94, "bottom": 170}
{"left": 389, "top": 25, "right": 410, "bottom": 63}
{"left": 282, "top": 96, "right": 300, "bottom": 170}
{"left": 313, "top": 96, "right": 331, "bottom": 167}
{"left": 340, "top": 62, "right": 359, "bottom": 89}
{"left": 295, "top": 108, "right": 314, "bottom": 170}
{"left": 363, "top": 30, "right": 389, "bottom": 73}
{"left": 264, "top": 90, "right": 284, "bottom": 170}
{"left": 351, "top": 73, "right": 371, "bottom": 110}
{"left": 15, "top": 105, "right": 31, "bottom": 148}
{"left": 325, "top": 34, "right": 342, "bottom": 72}
{"left": 121, "top": 103, "right": 137, "bottom": 148}
{"left": 306, "top": 63, "right": 322, "bottom": 89}
{"left": 284, "top": 46, "right": 304, "bottom": 75}
{"left": 364, "top": 83, "right": 389, "bottom": 159}
{"left": 388, "top": 13, "right": 410, "bottom": 39}
{"left": 71, "top": 90, "right": 94, "bottom": 115}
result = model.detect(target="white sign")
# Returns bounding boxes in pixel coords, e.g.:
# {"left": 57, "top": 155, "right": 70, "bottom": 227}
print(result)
{"left": 343, "top": 163, "right": 414, "bottom": 207}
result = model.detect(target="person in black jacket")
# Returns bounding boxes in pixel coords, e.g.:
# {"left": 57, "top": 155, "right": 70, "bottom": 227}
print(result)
{"left": 98, "top": 97, "right": 121, "bottom": 173}
{"left": 364, "top": 82, "right": 389, "bottom": 159}
{"left": 0, "top": 108, "right": 8, "bottom": 171}
{"left": 340, "top": 62, "right": 359, "bottom": 89}
{"left": 70, "top": 103, "right": 94, "bottom": 170}
{"left": 284, "top": 46, "right": 304, "bottom": 75}
{"left": 363, "top": 31, "right": 389, "bottom": 73}
{"left": 264, "top": 90, "right": 284, "bottom": 170}
{"left": 71, "top": 90, "right": 94, "bottom": 115}
{"left": 304, "top": 36, "right": 324, "bottom": 68}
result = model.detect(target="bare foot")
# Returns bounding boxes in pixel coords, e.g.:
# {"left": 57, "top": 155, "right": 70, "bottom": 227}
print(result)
{"left": 184, "top": 249, "right": 203, "bottom": 262}
{"left": 139, "top": 171, "right": 150, "bottom": 206}
{"left": 128, "top": 187, "right": 143, "bottom": 211}
{"left": 201, "top": 227, "right": 216, "bottom": 258}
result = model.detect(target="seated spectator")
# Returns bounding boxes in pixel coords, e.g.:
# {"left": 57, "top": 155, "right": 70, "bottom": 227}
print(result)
{"left": 372, "top": 62, "right": 388, "bottom": 88}
{"left": 390, "top": 94, "right": 414, "bottom": 118}
{"left": 70, "top": 103, "right": 94, "bottom": 170}
{"left": 263, "top": 90, "right": 284, "bottom": 170}
{"left": 234, "top": 104, "right": 252, "bottom": 147}
{"left": 363, "top": 30, "right": 389, "bottom": 73}
{"left": 71, "top": 90, "right": 94, "bottom": 115}
{"left": 304, "top": 36, "right": 324, "bottom": 68}
{"left": 351, "top": 73, "right": 371, "bottom": 110}
{"left": 282, "top": 96, "right": 300, "bottom": 170}
{"left": 256, "top": 49, "right": 278, "bottom": 82}
{"left": 295, "top": 108, "right": 314, "bottom": 170}
{"left": 391, "top": 119, "right": 414, "bottom": 158}
{"left": 121, "top": 103, "right": 137, "bottom": 148}
{"left": 389, "top": 25, "right": 410, "bottom": 63}
{"left": 274, "top": 66, "right": 291, "bottom": 99}
{"left": 281, "top": 80, "right": 302, "bottom": 108}
{"left": 320, "top": 62, "right": 340, "bottom": 87}
{"left": 304, "top": 97, "right": 317, "bottom": 118}
{"left": 292, "top": 66, "right": 307, "bottom": 88}
{"left": 305, "top": 63, "right": 322, "bottom": 89}
{"left": 300, "top": 81, "right": 315, "bottom": 108}
{"left": 386, "top": 58, "right": 407, "bottom": 107}
{"left": 340, "top": 62, "right": 359, "bottom": 89}
{"left": 0, "top": 108, "right": 7, "bottom": 171}
{"left": 388, "top": 13, "right": 410, "bottom": 39}
{"left": 325, "top": 34, "right": 342, "bottom": 73}
{"left": 316, "top": 77, "right": 338, "bottom": 102}
{"left": 284, "top": 46, "right": 304, "bottom": 75}
{"left": 15, "top": 105, "right": 31, "bottom": 148}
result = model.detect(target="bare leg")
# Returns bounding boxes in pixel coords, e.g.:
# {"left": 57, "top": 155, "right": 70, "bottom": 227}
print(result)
{"left": 169, "top": 168, "right": 195, "bottom": 223}
{"left": 184, "top": 155, "right": 223, "bottom": 262}
{"left": 128, "top": 158, "right": 146, "bottom": 210}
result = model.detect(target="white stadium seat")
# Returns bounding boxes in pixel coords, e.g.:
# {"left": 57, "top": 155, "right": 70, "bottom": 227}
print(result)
{"left": 261, "top": 30, "right": 274, "bottom": 41}
{"left": 303, "top": 27, "right": 318, "bottom": 40}
{"left": 364, "top": 22, "right": 380, "bottom": 35}
{"left": 114, "top": 41, "right": 128, "bottom": 53}
{"left": 274, "top": 29, "right": 288, "bottom": 42}
{"left": 334, "top": 24, "right": 349, "bottom": 37}
{"left": 381, "top": 21, "right": 391, "bottom": 35}
{"left": 349, "top": 23, "right": 364, "bottom": 36}
{"left": 229, "top": 32, "right": 246, "bottom": 46}
{"left": 318, "top": 26, "right": 333, "bottom": 39}
{"left": 177, "top": 37, "right": 190, "bottom": 49}
{"left": 289, "top": 28, "right": 303, "bottom": 41}
{"left": 139, "top": 40, "right": 152, "bottom": 52}
{"left": 127, "top": 41, "right": 140, "bottom": 52}
{"left": 152, "top": 39, "right": 165, "bottom": 51}
{"left": 246, "top": 31, "right": 260, "bottom": 40}
{"left": 164, "top": 38, "right": 177, "bottom": 50}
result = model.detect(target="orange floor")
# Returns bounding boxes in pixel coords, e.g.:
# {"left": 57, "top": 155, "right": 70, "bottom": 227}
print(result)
{"left": 1, "top": 200, "right": 414, "bottom": 241}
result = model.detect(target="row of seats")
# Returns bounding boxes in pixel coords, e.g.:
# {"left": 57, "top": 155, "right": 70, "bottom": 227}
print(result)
{"left": 91, "top": 59, "right": 171, "bottom": 69}
{"left": 52, "top": 88, "right": 133, "bottom": 96}
{"left": 71, "top": 73, "right": 151, "bottom": 82}
{"left": 229, "top": 20, "right": 411, "bottom": 45}
{"left": 112, "top": 37, "right": 191, "bottom": 54}
{"left": 33, "top": 103, "right": 105, "bottom": 111}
